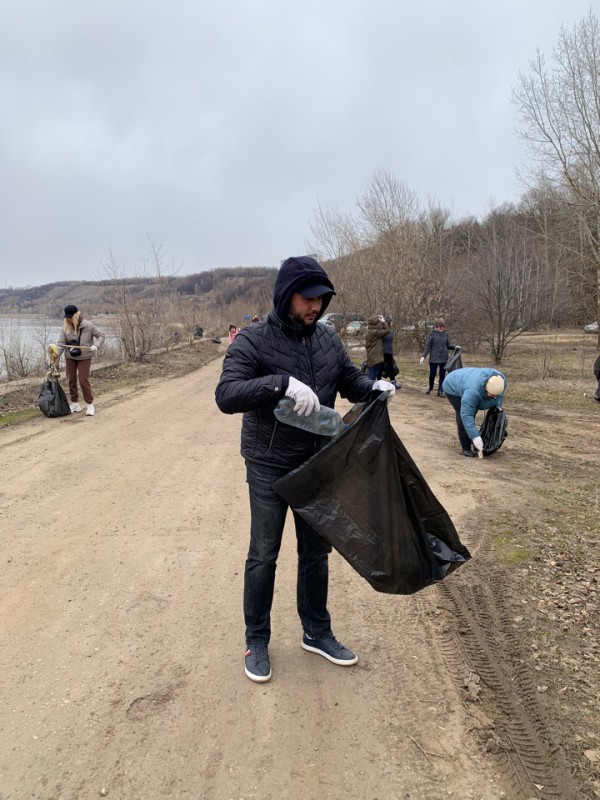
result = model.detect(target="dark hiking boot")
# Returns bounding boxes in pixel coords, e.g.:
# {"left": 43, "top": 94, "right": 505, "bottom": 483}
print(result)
{"left": 437, "top": 390, "right": 445, "bottom": 397}
{"left": 244, "top": 645, "right": 272, "bottom": 683}
{"left": 462, "top": 449, "right": 475, "bottom": 457}
{"left": 425, "top": 388, "right": 432, "bottom": 394}
{"left": 301, "top": 633, "right": 358, "bottom": 666}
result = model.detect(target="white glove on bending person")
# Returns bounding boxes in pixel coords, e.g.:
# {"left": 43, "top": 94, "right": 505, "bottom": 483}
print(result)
{"left": 472, "top": 436, "right": 484, "bottom": 453}
{"left": 91, "top": 345, "right": 98, "bottom": 354}
{"left": 372, "top": 380, "right": 396, "bottom": 402}
{"left": 419, "top": 357, "right": 425, "bottom": 365}
{"left": 285, "top": 376, "right": 320, "bottom": 416}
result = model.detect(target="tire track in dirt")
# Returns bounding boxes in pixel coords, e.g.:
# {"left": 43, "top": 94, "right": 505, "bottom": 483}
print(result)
{"left": 390, "top": 387, "right": 587, "bottom": 799}
{"left": 433, "top": 573, "right": 582, "bottom": 799}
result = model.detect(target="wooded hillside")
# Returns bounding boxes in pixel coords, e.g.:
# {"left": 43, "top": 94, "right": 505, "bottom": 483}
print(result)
{"left": 0, "top": 267, "right": 278, "bottom": 321}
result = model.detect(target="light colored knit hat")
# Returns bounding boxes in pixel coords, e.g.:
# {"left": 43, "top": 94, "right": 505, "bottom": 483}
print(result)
{"left": 486, "top": 375, "right": 505, "bottom": 395}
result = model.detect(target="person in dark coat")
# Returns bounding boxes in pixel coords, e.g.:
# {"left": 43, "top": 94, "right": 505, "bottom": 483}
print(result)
{"left": 215, "top": 256, "right": 395, "bottom": 683}
{"left": 420, "top": 317, "right": 458, "bottom": 397}
{"left": 381, "top": 316, "right": 400, "bottom": 388}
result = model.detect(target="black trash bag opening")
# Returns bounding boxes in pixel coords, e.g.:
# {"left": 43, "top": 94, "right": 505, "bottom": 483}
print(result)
{"left": 445, "top": 347, "right": 463, "bottom": 372}
{"left": 479, "top": 407, "right": 508, "bottom": 456}
{"left": 273, "top": 392, "right": 471, "bottom": 595}
{"left": 38, "top": 378, "right": 71, "bottom": 418}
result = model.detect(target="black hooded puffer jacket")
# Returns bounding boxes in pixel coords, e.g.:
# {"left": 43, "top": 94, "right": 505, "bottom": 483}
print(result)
{"left": 215, "top": 256, "right": 374, "bottom": 468}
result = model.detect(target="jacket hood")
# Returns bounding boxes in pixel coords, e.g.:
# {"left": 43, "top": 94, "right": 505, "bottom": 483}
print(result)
{"left": 273, "top": 256, "right": 335, "bottom": 321}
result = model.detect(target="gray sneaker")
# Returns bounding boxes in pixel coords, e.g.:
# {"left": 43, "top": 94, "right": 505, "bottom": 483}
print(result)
{"left": 244, "top": 645, "right": 272, "bottom": 683}
{"left": 301, "top": 633, "right": 358, "bottom": 666}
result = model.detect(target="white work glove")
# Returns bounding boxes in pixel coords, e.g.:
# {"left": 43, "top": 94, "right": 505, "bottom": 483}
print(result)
{"left": 419, "top": 357, "right": 425, "bottom": 365}
{"left": 372, "top": 380, "right": 396, "bottom": 403}
{"left": 472, "top": 436, "right": 484, "bottom": 453}
{"left": 286, "top": 376, "right": 320, "bottom": 417}
{"left": 378, "top": 315, "right": 385, "bottom": 323}
{"left": 90, "top": 345, "right": 98, "bottom": 354}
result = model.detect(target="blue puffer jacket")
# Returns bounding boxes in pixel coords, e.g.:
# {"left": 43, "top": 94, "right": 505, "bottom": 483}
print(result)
{"left": 442, "top": 367, "right": 506, "bottom": 440}
{"left": 215, "top": 256, "right": 374, "bottom": 468}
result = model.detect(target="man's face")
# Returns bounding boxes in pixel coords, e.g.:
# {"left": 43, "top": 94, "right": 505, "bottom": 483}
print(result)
{"left": 288, "top": 292, "right": 323, "bottom": 326}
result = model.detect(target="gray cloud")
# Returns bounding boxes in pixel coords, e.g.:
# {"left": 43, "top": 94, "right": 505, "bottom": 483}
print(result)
{"left": 0, "top": 0, "right": 594, "bottom": 287}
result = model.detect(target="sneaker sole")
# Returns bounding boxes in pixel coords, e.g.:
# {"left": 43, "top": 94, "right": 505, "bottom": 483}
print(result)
{"left": 301, "top": 641, "right": 358, "bottom": 666}
{"left": 244, "top": 665, "right": 272, "bottom": 683}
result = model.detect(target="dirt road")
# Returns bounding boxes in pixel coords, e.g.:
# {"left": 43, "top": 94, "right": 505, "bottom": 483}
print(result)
{"left": 0, "top": 357, "right": 588, "bottom": 799}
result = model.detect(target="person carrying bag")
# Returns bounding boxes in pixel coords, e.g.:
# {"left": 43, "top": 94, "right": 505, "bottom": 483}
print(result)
{"left": 55, "top": 305, "right": 105, "bottom": 416}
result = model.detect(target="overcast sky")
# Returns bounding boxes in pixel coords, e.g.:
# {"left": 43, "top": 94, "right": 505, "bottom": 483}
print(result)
{"left": 0, "top": 1, "right": 594, "bottom": 288}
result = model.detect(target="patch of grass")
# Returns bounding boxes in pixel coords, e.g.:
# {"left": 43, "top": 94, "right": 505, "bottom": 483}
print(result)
{"left": 495, "top": 530, "right": 532, "bottom": 565}
{"left": 0, "top": 407, "right": 40, "bottom": 427}
{"left": 536, "top": 487, "right": 556, "bottom": 498}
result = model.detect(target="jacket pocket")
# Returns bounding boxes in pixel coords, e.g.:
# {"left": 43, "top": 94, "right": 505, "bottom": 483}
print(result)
{"left": 265, "top": 421, "right": 279, "bottom": 455}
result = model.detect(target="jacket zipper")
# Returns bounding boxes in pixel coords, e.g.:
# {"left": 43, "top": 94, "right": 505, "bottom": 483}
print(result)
{"left": 302, "top": 336, "right": 319, "bottom": 453}
{"left": 302, "top": 337, "right": 317, "bottom": 390}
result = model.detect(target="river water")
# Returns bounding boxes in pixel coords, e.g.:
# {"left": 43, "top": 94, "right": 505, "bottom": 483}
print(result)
{"left": 0, "top": 315, "right": 118, "bottom": 379}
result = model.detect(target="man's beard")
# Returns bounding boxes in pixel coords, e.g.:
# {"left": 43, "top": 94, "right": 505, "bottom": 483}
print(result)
{"left": 288, "top": 309, "right": 315, "bottom": 326}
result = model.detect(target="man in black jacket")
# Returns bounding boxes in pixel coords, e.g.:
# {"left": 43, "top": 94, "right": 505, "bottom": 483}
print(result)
{"left": 215, "top": 255, "right": 395, "bottom": 682}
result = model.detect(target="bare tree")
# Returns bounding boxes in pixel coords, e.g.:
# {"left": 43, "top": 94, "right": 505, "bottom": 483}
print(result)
{"left": 101, "top": 239, "right": 183, "bottom": 362}
{"left": 467, "top": 205, "right": 546, "bottom": 363}
{"left": 310, "top": 170, "right": 440, "bottom": 335}
{"left": 513, "top": 10, "right": 600, "bottom": 343}
{"left": 0, "top": 319, "right": 41, "bottom": 380}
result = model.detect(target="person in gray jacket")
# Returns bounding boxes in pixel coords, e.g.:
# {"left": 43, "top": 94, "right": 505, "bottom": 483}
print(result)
{"left": 56, "top": 305, "right": 105, "bottom": 416}
{"left": 442, "top": 367, "right": 506, "bottom": 457}
{"left": 215, "top": 256, "right": 395, "bottom": 683}
{"left": 420, "top": 317, "right": 457, "bottom": 397}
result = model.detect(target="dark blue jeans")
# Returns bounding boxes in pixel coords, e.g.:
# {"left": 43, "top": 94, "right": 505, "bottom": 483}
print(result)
{"left": 244, "top": 460, "right": 332, "bottom": 645}
{"left": 445, "top": 393, "right": 472, "bottom": 451}
{"left": 429, "top": 361, "right": 446, "bottom": 390}
{"left": 368, "top": 363, "right": 383, "bottom": 380}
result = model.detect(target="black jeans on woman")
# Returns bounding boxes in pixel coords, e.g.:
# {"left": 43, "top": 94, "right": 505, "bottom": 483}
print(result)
{"left": 445, "top": 393, "right": 473, "bottom": 452}
{"left": 428, "top": 361, "right": 446, "bottom": 392}
{"left": 244, "top": 460, "right": 332, "bottom": 645}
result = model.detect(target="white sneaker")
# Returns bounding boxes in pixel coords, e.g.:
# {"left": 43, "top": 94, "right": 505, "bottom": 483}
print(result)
{"left": 85, "top": 404, "right": 95, "bottom": 416}
{"left": 69, "top": 402, "right": 82, "bottom": 413}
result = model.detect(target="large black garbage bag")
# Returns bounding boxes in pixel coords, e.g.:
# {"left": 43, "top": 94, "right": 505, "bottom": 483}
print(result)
{"left": 273, "top": 393, "right": 471, "bottom": 595}
{"left": 445, "top": 346, "right": 463, "bottom": 372}
{"left": 38, "top": 378, "right": 71, "bottom": 418}
{"left": 479, "top": 407, "right": 508, "bottom": 455}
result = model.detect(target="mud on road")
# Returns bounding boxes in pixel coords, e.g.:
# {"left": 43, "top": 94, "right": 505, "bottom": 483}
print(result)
{"left": 0, "top": 353, "right": 598, "bottom": 799}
